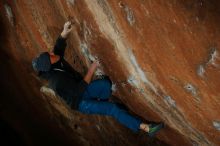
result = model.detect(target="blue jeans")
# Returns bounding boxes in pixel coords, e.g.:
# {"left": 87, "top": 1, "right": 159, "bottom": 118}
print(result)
{"left": 78, "top": 79, "right": 142, "bottom": 132}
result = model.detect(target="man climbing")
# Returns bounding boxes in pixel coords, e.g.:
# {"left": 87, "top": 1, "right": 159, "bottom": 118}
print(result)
{"left": 32, "top": 21, "right": 164, "bottom": 137}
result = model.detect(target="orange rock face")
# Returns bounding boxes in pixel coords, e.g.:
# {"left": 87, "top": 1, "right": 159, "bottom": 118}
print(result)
{"left": 1, "top": 0, "right": 220, "bottom": 146}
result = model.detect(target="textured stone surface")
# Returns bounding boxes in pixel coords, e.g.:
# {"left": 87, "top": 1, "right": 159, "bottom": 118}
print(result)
{"left": 1, "top": 0, "right": 220, "bottom": 146}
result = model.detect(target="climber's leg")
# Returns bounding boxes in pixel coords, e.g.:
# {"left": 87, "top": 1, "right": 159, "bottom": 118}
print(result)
{"left": 78, "top": 100, "right": 142, "bottom": 132}
{"left": 82, "top": 78, "right": 112, "bottom": 101}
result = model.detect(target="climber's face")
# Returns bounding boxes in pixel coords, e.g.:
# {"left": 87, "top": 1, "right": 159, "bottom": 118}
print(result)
{"left": 49, "top": 52, "right": 60, "bottom": 64}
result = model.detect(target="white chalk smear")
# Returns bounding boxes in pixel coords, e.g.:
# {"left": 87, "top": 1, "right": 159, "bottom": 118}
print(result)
{"left": 80, "top": 42, "right": 104, "bottom": 76}
{"left": 95, "top": 68, "right": 105, "bottom": 76}
{"left": 127, "top": 75, "right": 139, "bottom": 88}
{"left": 128, "top": 49, "right": 157, "bottom": 92}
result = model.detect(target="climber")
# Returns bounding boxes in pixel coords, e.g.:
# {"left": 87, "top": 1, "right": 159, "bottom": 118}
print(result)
{"left": 32, "top": 21, "right": 164, "bottom": 137}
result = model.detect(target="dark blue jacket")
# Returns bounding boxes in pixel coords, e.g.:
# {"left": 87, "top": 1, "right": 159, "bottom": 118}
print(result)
{"left": 39, "top": 36, "right": 88, "bottom": 109}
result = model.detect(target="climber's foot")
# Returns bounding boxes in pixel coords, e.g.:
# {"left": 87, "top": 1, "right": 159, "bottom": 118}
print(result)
{"left": 147, "top": 122, "right": 164, "bottom": 137}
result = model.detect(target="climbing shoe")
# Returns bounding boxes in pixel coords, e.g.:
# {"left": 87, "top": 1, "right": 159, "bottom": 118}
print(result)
{"left": 147, "top": 122, "right": 164, "bottom": 137}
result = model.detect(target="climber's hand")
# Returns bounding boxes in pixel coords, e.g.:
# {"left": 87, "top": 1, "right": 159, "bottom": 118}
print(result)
{"left": 63, "top": 21, "right": 73, "bottom": 32}
{"left": 84, "top": 59, "right": 100, "bottom": 84}
{"left": 61, "top": 21, "right": 73, "bottom": 38}
{"left": 91, "top": 59, "right": 100, "bottom": 70}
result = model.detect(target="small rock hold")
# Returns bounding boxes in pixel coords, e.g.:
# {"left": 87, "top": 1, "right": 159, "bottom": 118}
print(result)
{"left": 200, "top": 2, "right": 203, "bottom": 6}
{"left": 88, "top": 54, "right": 96, "bottom": 62}
{"left": 66, "top": 0, "right": 74, "bottom": 6}
{"left": 191, "top": 140, "right": 199, "bottom": 146}
{"left": 164, "top": 96, "right": 176, "bottom": 108}
{"left": 96, "top": 125, "right": 101, "bottom": 131}
{"left": 139, "top": 88, "right": 145, "bottom": 94}
{"left": 124, "top": 6, "right": 135, "bottom": 26}
{"left": 213, "top": 121, "right": 220, "bottom": 131}
{"left": 40, "top": 86, "right": 56, "bottom": 96}
{"left": 118, "top": 1, "right": 125, "bottom": 8}
{"left": 184, "top": 83, "right": 197, "bottom": 96}
{"left": 119, "top": 2, "right": 135, "bottom": 26}
{"left": 95, "top": 68, "right": 105, "bottom": 77}
{"left": 111, "top": 83, "right": 117, "bottom": 92}
{"left": 197, "top": 65, "right": 205, "bottom": 77}
{"left": 207, "top": 48, "right": 219, "bottom": 67}
{"left": 4, "top": 4, "right": 14, "bottom": 26}
{"left": 127, "top": 75, "right": 139, "bottom": 87}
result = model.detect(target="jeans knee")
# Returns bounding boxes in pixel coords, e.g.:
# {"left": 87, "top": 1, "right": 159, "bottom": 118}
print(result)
{"left": 99, "top": 79, "right": 111, "bottom": 90}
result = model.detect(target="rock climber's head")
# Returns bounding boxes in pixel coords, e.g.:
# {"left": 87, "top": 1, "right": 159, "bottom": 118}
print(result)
{"left": 32, "top": 52, "right": 60, "bottom": 72}
{"left": 32, "top": 20, "right": 74, "bottom": 72}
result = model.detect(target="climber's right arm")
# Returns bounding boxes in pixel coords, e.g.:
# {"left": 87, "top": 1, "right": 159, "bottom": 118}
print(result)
{"left": 53, "top": 21, "right": 73, "bottom": 57}
{"left": 84, "top": 60, "right": 100, "bottom": 84}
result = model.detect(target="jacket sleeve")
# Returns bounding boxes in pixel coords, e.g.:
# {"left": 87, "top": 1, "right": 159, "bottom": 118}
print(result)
{"left": 76, "top": 80, "right": 88, "bottom": 97}
{"left": 71, "top": 79, "right": 88, "bottom": 109}
{"left": 53, "top": 36, "right": 67, "bottom": 58}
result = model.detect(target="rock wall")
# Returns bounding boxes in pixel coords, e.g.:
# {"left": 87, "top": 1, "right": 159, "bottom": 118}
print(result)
{"left": 1, "top": 0, "right": 220, "bottom": 146}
